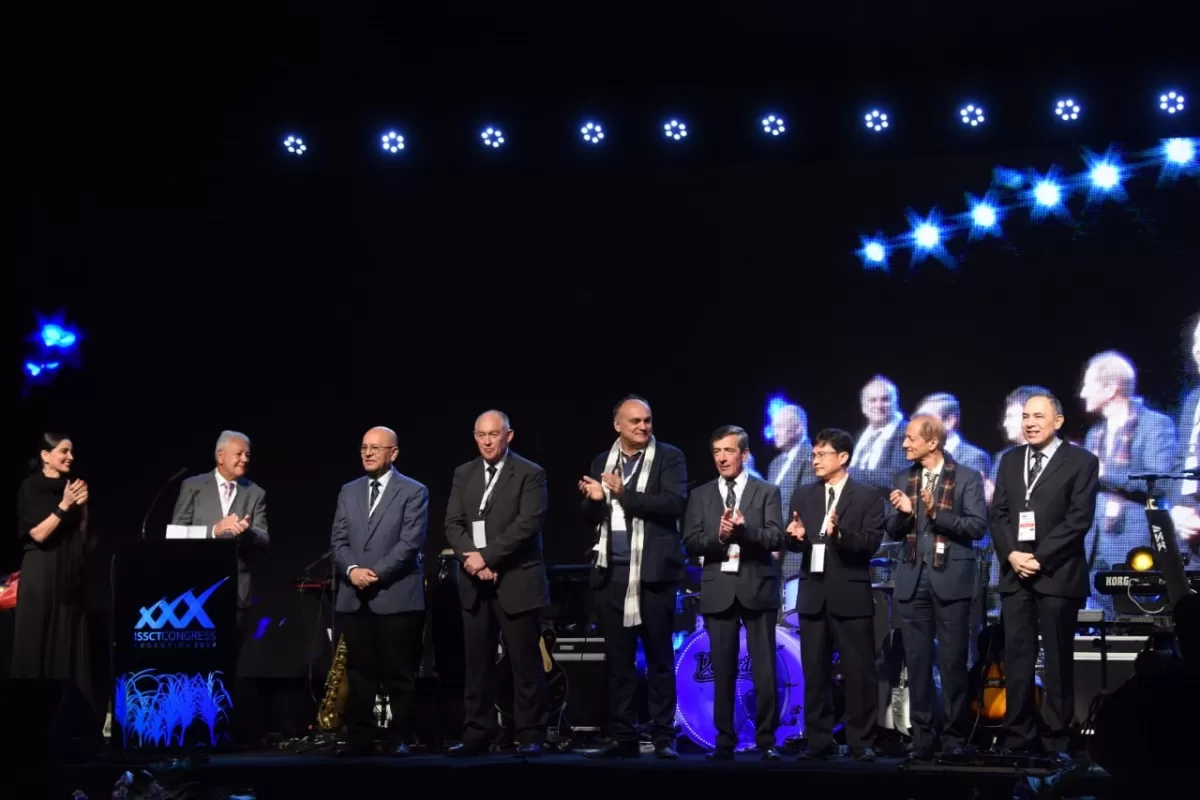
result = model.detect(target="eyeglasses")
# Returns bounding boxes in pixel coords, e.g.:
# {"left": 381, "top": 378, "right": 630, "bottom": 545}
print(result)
{"left": 360, "top": 445, "right": 395, "bottom": 454}
{"left": 811, "top": 450, "right": 841, "bottom": 460}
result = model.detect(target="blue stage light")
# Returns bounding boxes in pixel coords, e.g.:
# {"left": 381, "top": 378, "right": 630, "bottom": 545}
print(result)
{"left": 1159, "top": 90, "right": 1185, "bottom": 115}
{"left": 761, "top": 114, "right": 786, "bottom": 136}
{"left": 1034, "top": 180, "right": 1062, "bottom": 206}
{"left": 480, "top": 127, "right": 506, "bottom": 149}
{"left": 1054, "top": 98, "right": 1081, "bottom": 122}
{"left": 380, "top": 131, "right": 405, "bottom": 154}
{"left": 1164, "top": 137, "right": 1195, "bottom": 164}
{"left": 864, "top": 109, "right": 889, "bottom": 132}
{"left": 282, "top": 135, "right": 307, "bottom": 156}
{"left": 959, "top": 104, "right": 985, "bottom": 128}
{"left": 663, "top": 120, "right": 688, "bottom": 141}
{"left": 580, "top": 121, "right": 605, "bottom": 145}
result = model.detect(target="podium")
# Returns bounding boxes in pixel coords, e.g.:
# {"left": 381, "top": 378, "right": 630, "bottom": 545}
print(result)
{"left": 112, "top": 539, "right": 238, "bottom": 751}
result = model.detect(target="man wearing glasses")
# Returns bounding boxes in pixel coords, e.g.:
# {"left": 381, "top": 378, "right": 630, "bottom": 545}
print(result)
{"left": 330, "top": 426, "right": 429, "bottom": 756}
{"left": 444, "top": 410, "right": 550, "bottom": 758}
{"left": 786, "top": 428, "right": 885, "bottom": 761}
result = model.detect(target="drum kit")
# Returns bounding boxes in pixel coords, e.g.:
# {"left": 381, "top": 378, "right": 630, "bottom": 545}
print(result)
{"left": 673, "top": 543, "right": 923, "bottom": 750}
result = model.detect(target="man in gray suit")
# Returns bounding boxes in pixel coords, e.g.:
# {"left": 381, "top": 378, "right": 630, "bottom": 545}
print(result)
{"left": 330, "top": 426, "right": 429, "bottom": 757}
{"left": 682, "top": 425, "right": 786, "bottom": 761}
{"left": 171, "top": 430, "right": 269, "bottom": 621}
{"left": 885, "top": 415, "right": 987, "bottom": 759}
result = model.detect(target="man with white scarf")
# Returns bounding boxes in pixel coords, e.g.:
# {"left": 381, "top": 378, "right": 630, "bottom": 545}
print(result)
{"left": 578, "top": 395, "right": 688, "bottom": 759}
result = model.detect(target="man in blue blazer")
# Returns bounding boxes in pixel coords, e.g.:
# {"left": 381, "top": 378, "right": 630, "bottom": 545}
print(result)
{"left": 331, "top": 426, "right": 429, "bottom": 756}
{"left": 885, "top": 415, "right": 988, "bottom": 759}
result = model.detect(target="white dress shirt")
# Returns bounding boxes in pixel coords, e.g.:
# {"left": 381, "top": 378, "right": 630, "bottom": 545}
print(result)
{"left": 215, "top": 470, "right": 238, "bottom": 517}
{"left": 852, "top": 415, "right": 902, "bottom": 469}
{"left": 820, "top": 473, "right": 849, "bottom": 536}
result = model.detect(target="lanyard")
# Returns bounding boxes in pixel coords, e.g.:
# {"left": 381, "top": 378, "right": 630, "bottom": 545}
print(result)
{"left": 478, "top": 465, "right": 500, "bottom": 516}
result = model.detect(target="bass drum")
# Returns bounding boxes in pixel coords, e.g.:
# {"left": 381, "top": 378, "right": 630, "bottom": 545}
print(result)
{"left": 674, "top": 625, "right": 805, "bottom": 750}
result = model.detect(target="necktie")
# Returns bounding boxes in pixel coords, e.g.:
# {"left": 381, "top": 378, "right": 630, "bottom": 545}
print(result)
{"left": 1028, "top": 451, "right": 1044, "bottom": 485}
{"left": 725, "top": 479, "right": 737, "bottom": 510}
{"left": 827, "top": 486, "right": 836, "bottom": 514}
{"left": 224, "top": 481, "right": 234, "bottom": 500}
{"left": 369, "top": 480, "right": 381, "bottom": 515}
{"left": 923, "top": 470, "right": 934, "bottom": 491}
{"left": 486, "top": 465, "right": 497, "bottom": 485}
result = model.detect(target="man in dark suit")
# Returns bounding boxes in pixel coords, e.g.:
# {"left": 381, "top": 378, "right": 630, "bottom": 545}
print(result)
{"left": 850, "top": 376, "right": 908, "bottom": 491}
{"left": 766, "top": 403, "right": 814, "bottom": 603}
{"left": 330, "top": 426, "right": 429, "bottom": 757}
{"left": 915, "top": 392, "right": 993, "bottom": 477}
{"left": 785, "top": 428, "right": 885, "bottom": 761}
{"left": 578, "top": 395, "right": 687, "bottom": 759}
{"left": 991, "top": 393, "right": 1099, "bottom": 755}
{"left": 171, "top": 430, "right": 269, "bottom": 622}
{"left": 885, "top": 415, "right": 988, "bottom": 758}
{"left": 1171, "top": 318, "right": 1200, "bottom": 550}
{"left": 682, "top": 425, "right": 786, "bottom": 761}
{"left": 444, "top": 410, "right": 549, "bottom": 758}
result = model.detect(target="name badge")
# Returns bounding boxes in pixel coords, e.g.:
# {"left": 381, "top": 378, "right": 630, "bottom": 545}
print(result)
{"left": 1018, "top": 511, "right": 1037, "bottom": 542}
{"left": 935, "top": 540, "right": 946, "bottom": 555}
{"left": 1105, "top": 499, "right": 1121, "bottom": 518}
{"left": 721, "top": 544, "right": 740, "bottom": 573}
{"left": 810, "top": 543, "right": 826, "bottom": 573}
{"left": 471, "top": 519, "right": 487, "bottom": 549}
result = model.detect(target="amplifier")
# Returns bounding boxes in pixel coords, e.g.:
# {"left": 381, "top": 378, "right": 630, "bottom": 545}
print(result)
{"left": 553, "top": 637, "right": 607, "bottom": 731}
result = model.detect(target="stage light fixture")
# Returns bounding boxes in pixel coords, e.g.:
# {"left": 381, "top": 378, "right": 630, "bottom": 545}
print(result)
{"left": 960, "top": 104, "right": 985, "bottom": 127}
{"left": 864, "top": 109, "right": 889, "bottom": 132}
{"left": 1054, "top": 98, "right": 1081, "bottom": 122}
{"left": 1090, "top": 162, "right": 1120, "bottom": 190}
{"left": 380, "top": 131, "right": 405, "bottom": 154}
{"left": 663, "top": 119, "right": 688, "bottom": 141}
{"left": 1034, "top": 180, "right": 1062, "bottom": 207}
{"left": 761, "top": 114, "right": 786, "bottom": 136}
{"left": 1127, "top": 547, "right": 1155, "bottom": 572}
{"left": 1164, "top": 137, "right": 1195, "bottom": 164}
{"left": 580, "top": 121, "right": 605, "bottom": 145}
{"left": 971, "top": 203, "right": 997, "bottom": 228}
{"left": 914, "top": 223, "right": 940, "bottom": 249}
{"left": 480, "top": 127, "right": 506, "bottom": 149}
{"left": 282, "top": 135, "right": 307, "bottom": 156}
{"left": 1159, "top": 90, "right": 1185, "bottom": 115}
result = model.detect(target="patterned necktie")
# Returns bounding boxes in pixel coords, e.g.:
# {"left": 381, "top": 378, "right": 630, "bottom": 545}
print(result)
{"left": 224, "top": 481, "right": 234, "bottom": 500}
{"left": 725, "top": 479, "right": 737, "bottom": 510}
{"left": 369, "top": 480, "right": 381, "bottom": 515}
{"left": 923, "top": 470, "right": 934, "bottom": 491}
{"left": 1028, "top": 451, "right": 1044, "bottom": 485}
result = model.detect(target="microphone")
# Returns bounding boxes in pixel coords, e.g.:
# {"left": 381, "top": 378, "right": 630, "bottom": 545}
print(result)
{"left": 141, "top": 467, "right": 189, "bottom": 539}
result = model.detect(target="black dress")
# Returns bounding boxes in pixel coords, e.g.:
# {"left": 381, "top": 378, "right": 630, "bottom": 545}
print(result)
{"left": 12, "top": 472, "right": 94, "bottom": 712}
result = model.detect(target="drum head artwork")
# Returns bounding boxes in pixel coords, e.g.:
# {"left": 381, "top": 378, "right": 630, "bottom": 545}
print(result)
{"left": 674, "top": 625, "right": 805, "bottom": 750}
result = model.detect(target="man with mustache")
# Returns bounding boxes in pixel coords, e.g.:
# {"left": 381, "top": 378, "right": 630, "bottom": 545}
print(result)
{"left": 991, "top": 393, "right": 1099, "bottom": 756}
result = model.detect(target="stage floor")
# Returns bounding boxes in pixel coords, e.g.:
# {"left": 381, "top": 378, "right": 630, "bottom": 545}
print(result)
{"left": 43, "top": 746, "right": 1114, "bottom": 800}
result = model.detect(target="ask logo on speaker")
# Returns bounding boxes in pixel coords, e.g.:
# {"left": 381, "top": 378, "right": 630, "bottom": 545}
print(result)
{"left": 133, "top": 576, "right": 229, "bottom": 649}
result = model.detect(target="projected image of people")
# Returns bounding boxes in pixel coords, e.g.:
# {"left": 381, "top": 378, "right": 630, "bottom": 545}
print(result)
{"left": 761, "top": 317, "right": 1198, "bottom": 621}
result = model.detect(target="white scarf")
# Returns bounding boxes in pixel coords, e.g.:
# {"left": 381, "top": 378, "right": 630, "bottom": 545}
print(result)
{"left": 594, "top": 436, "right": 657, "bottom": 627}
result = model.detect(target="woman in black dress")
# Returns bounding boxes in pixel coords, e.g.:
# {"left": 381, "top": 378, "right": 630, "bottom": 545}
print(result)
{"left": 12, "top": 432, "right": 94, "bottom": 713}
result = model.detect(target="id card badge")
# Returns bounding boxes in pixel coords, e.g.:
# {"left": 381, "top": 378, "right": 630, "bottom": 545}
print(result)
{"left": 721, "top": 544, "right": 740, "bottom": 573}
{"left": 471, "top": 519, "right": 487, "bottom": 548}
{"left": 936, "top": 540, "right": 947, "bottom": 556}
{"left": 810, "top": 543, "right": 826, "bottom": 573}
{"left": 1018, "top": 511, "right": 1037, "bottom": 542}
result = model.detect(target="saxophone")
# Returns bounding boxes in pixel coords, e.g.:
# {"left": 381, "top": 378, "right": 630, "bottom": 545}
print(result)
{"left": 317, "top": 634, "right": 350, "bottom": 731}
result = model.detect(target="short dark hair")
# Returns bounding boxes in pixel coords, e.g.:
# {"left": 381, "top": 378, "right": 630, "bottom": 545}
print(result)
{"left": 813, "top": 428, "right": 855, "bottom": 455}
{"left": 1006, "top": 384, "right": 1052, "bottom": 409}
{"left": 1027, "top": 391, "right": 1064, "bottom": 417}
{"left": 710, "top": 425, "right": 750, "bottom": 452}
{"left": 612, "top": 394, "right": 652, "bottom": 419}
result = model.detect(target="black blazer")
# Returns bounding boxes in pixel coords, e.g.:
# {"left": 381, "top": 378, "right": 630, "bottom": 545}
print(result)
{"left": 444, "top": 451, "right": 549, "bottom": 615}
{"left": 583, "top": 441, "right": 688, "bottom": 586}
{"left": 682, "top": 475, "right": 786, "bottom": 615}
{"left": 884, "top": 459, "right": 988, "bottom": 602}
{"left": 786, "top": 478, "right": 885, "bottom": 618}
{"left": 990, "top": 442, "right": 1100, "bottom": 599}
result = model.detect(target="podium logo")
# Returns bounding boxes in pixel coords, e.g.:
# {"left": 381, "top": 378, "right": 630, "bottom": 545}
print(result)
{"left": 133, "top": 577, "right": 228, "bottom": 649}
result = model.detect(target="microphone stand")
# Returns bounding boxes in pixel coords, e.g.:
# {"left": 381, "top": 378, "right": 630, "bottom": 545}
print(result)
{"left": 140, "top": 467, "right": 189, "bottom": 539}
{"left": 302, "top": 550, "right": 332, "bottom": 577}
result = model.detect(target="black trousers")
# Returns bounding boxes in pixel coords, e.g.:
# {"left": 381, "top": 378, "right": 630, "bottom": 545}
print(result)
{"left": 798, "top": 609, "right": 877, "bottom": 750}
{"left": 593, "top": 566, "right": 677, "bottom": 745}
{"left": 1000, "top": 587, "right": 1080, "bottom": 752}
{"left": 461, "top": 591, "right": 547, "bottom": 747}
{"left": 897, "top": 565, "right": 972, "bottom": 749}
{"left": 338, "top": 608, "right": 425, "bottom": 747}
{"left": 705, "top": 601, "right": 778, "bottom": 751}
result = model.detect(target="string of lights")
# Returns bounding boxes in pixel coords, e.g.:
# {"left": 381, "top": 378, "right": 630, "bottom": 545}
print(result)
{"left": 856, "top": 137, "right": 1198, "bottom": 271}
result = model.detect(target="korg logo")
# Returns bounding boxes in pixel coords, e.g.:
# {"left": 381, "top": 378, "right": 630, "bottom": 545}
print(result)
{"left": 1105, "top": 575, "right": 1131, "bottom": 587}
{"left": 133, "top": 577, "right": 228, "bottom": 649}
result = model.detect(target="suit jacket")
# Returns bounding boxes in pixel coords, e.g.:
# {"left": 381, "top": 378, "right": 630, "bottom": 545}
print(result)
{"left": 951, "top": 437, "right": 993, "bottom": 478}
{"left": 171, "top": 473, "right": 269, "bottom": 610}
{"left": 767, "top": 441, "right": 814, "bottom": 522}
{"left": 583, "top": 441, "right": 688, "bottom": 586}
{"left": 444, "top": 451, "right": 549, "bottom": 615}
{"left": 884, "top": 458, "right": 988, "bottom": 602}
{"left": 851, "top": 421, "right": 909, "bottom": 492}
{"left": 786, "top": 477, "right": 885, "bottom": 618}
{"left": 331, "top": 467, "right": 428, "bottom": 615}
{"left": 682, "top": 475, "right": 786, "bottom": 615}
{"left": 990, "top": 442, "right": 1099, "bottom": 598}
{"left": 1172, "top": 386, "right": 1200, "bottom": 511}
